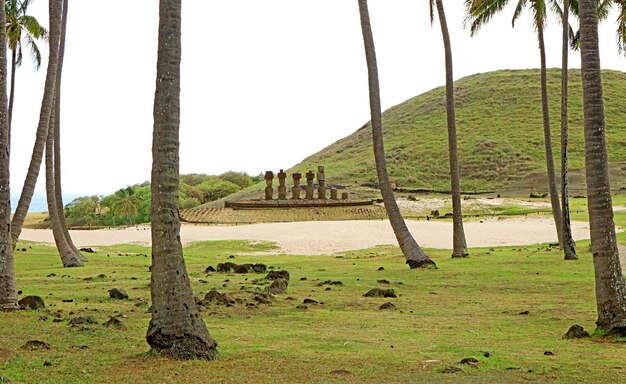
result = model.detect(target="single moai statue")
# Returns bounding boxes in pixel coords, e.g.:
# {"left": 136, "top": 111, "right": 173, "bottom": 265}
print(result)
{"left": 341, "top": 192, "right": 350, "bottom": 200}
{"left": 277, "top": 169, "right": 287, "bottom": 200}
{"left": 264, "top": 171, "right": 274, "bottom": 200}
{"left": 330, "top": 187, "right": 338, "bottom": 200}
{"left": 317, "top": 165, "right": 326, "bottom": 199}
{"left": 291, "top": 173, "right": 302, "bottom": 200}
{"left": 305, "top": 170, "right": 315, "bottom": 199}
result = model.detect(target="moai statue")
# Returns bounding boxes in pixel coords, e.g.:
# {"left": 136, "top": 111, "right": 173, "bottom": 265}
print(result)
{"left": 330, "top": 187, "right": 338, "bottom": 200}
{"left": 291, "top": 173, "right": 302, "bottom": 200}
{"left": 305, "top": 170, "right": 315, "bottom": 200}
{"left": 264, "top": 171, "right": 274, "bottom": 200}
{"left": 341, "top": 192, "right": 350, "bottom": 200}
{"left": 317, "top": 165, "right": 326, "bottom": 199}
{"left": 277, "top": 169, "right": 287, "bottom": 200}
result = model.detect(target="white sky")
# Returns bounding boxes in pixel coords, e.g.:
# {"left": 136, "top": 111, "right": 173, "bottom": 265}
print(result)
{"left": 9, "top": 0, "right": 626, "bottom": 195}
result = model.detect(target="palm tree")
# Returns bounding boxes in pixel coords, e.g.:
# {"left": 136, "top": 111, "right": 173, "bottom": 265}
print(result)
{"left": 10, "top": 0, "right": 61, "bottom": 247}
{"left": 5, "top": 0, "right": 47, "bottom": 128}
{"left": 466, "top": 0, "right": 564, "bottom": 248}
{"left": 112, "top": 187, "right": 143, "bottom": 226}
{"left": 45, "top": 107, "right": 82, "bottom": 267}
{"left": 579, "top": 0, "right": 626, "bottom": 335}
{"left": 560, "top": 0, "right": 578, "bottom": 260}
{"left": 357, "top": 0, "right": 436, "bottom": 269}
{"left": 146, "top": 0, "right": 218, "bottom": 359}
{"left": 0, "top": 0, "right": 18, "bottom": 310}
{"left": 430, "top": 0, "right": 469, "bottom": 258}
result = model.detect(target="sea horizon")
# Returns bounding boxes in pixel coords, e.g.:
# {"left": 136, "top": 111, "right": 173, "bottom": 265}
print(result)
{"left": 10, "top": 193, "right": 85, "bottom": 213}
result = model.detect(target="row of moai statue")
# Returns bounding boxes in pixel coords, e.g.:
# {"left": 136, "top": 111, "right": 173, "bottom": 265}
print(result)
{"left": 264, "top": 166, "right": 350, "bottom": 201}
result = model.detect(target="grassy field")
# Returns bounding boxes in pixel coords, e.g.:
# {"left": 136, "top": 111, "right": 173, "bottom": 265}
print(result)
{"left": 2, "top": 198, "right": 626, "bottom": 383}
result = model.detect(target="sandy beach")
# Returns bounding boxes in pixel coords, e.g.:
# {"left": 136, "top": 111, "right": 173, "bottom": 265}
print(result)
{"left": 19, "top": 216, "right": 597, "bottom": 255}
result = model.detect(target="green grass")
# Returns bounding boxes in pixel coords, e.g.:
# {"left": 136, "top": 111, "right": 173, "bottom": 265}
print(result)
{"left": 2, "top": 214, "right": 626, "bottom": 383}
{"left": 290, "top": 69, "right": 626, "bottom": 192}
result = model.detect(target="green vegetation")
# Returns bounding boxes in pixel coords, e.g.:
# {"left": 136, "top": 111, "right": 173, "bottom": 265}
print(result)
{"left": 62, "top": 172, "right": 260, "bottom": 227}
{"left": 291, "top": 69, "right": 626, "bottom": 192}
{"left": 1, "top": 232, "right": 625, "bottom": 382}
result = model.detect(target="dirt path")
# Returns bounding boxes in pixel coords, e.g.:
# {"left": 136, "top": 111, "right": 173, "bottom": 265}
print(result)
{"left": 18, "top": 216, "right": 598, "bottom": 255}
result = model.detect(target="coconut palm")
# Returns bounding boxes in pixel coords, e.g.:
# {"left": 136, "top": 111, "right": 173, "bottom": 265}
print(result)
{"left": 52, "top": 0, "right": 86, "bottom": 262}
{"left": 560, "top": 0, "right": 578, "bottom": 260}
{"left": 430, "top": 0, "right": 469, "bottom": 258}
{"left": 466, "top": 0, "right": 565, "bottom": 248}
{"left": 0, "top": 1, "right": 18, "bottom": 310}
{"left": 579, "top": 0, "right": 626, "bottom": 335}
{"left": 357, "top": 0, "right": 436, "bottom": 268}
{"left": 10, "top": 0, "right": 61, "bottom": 247}
{"left": 112, "top": 187, "right": 143, "bottom": 226}
{"left": 5, "top": 0, "right": 47, "bottom": 128}
{"left": 146, "top": 0, "right": 218, "bottom": 359}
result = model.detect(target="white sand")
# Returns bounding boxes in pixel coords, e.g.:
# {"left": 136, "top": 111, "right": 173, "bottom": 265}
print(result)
{"left": 18, "top": 216, "right": 599, "bottom": 255}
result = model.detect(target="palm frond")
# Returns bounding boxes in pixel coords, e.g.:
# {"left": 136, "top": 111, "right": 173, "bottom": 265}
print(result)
{"left": 511, "top": 0, "right": 528, "bottom": 27}
{"left": 617, "top": 2, "right": 626, "bottom": 56}
{"left": 467, "top": 0, "right": 512, "bottom": 35}
{"left": 429, "top": 0, "right": 435, "bottom": 25}
{"left": 596, "top": 0, "right": 612, "bottom": 21}
{"left": 24, "top": 34, "right": 41, "bottom": 69}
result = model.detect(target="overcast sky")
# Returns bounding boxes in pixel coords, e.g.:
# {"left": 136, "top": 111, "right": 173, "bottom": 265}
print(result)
{"left": 9, "top": 0, "right": 626, "bottom": 196}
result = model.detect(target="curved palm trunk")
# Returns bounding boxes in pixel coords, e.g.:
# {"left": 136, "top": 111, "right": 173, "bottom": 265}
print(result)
{"left": 0, "top": 4, "right": 18, "bottom": 311}
{"left": 579, "top": 0, "right": 626, "bottom": 335}
{"left": 435, "top": 0, "right": 468, "bottom": 258}
{"left": 8, "top": 49, "right": 17, "bottom": 131}
{"left": 146, "top": 0, "right": 218, "bottom": 360}
{"left": 53, "top": 0, "right": 85, "bottom": 262}
{"left": 45, "top": 109, "right": 81, "bottom": 267}
{"left": 537, "top": 24, "right": 563, "bottom": 248}
{"left": 357, "top": 0, "right": 435, "bottom": 269}
{"left": 560, "top": 0, "right": 577, "bottom": 260}
{"left": 10, "top": 0, "right": 62, "bottom": 247}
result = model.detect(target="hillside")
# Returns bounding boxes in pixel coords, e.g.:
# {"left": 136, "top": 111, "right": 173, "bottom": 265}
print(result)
{"left": 290, "top": 69, "right": 626, "bottom": 192}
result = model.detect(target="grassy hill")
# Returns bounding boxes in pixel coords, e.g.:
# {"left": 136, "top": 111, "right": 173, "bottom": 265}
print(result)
{"left": 290, "top": 69, "right": 626, "bottom": 193}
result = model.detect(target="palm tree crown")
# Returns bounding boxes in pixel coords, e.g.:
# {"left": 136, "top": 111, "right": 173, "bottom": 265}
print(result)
{"left": 5, "top": 0, "right": 47, "bottom": 69}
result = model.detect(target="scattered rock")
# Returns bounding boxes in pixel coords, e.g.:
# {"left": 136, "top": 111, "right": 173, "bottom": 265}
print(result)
{"left": 265, "top": 270, "right": 290, "bottom": 281}
{"left": 234, "top": 264, "right": 253, "bottom": 274}
{"left": 228, "top": 255, "right": 235, "bottom": 259}
{"left": 460, "top": 357, "right": 479, "bottom": 366}
{"left": 62, "top": 299, "right": 74, "bottom": 303}
{"left": 544, "top": 351, "right": 555, "bottom": 356}
{"left": 300, "top": 277, "right": 307, "bottom": 281}
{"left": 252, "top": 292, "right": 274, "bottom": 305}
{"left": 267, "top": 278, "right": 288, "bottom": 294}
{"left": 216, "top": 262, "right": 237, "bottom": 272}
{"left": 441, "top": 366, "right": 462, "bottom": 374}
{"left": 377, "top": 267, "right": 385, "bottom": 271}
{"left": 68, "top": 316, "right": 98, "bottom": 326}
{"left": 204, "top": 266, "right": 216, "bottom": 273}
{"left": 377, "top": 279, "right": 390, "bottom": 285}
{"left": 18, "top": 296, "right": 45, "bottom": 310}
{"left": 379, "top": 302, "right": 396, "bottom": 310}
{"left": 21, "top": 340, "right": 50, "bottom": 350}
{"left": 252, "top": 263, "right": 267, "bottom": 273}
{"left": 482, "top": 351, "right": 491, "bottom": 358}
{"left": 109, "top": 288, "right": 128, "bottom": 300}
{"left": 519, "top": 310, "right": 530, "bottom": 315}
{"left": 363, "top": 288, "right": 396, "bottom": 298}
{"left": 103, "top": 316, "right": 126, "bottom": 329}
{"left": 329, "top": 369, "right": 352, "bottom": 375}
{"left": 317, "top": 280, "right": 344, "bottom": 287}
{"left": 43, "top": 360, "right": 52, "bottom": 367}
{"left": 303, "top": 298, "right": 319, "bottom": 305}
{"left": 296, "top": 304, "right": 308, "bottom": 310}
{"left": 79, "top": 247, "right": 95, "bottom": 253}
{"left": 202, "top": 289, "right": 235, "bottom": 306}
{"left": 563, "top": 325, "right": 590, "bottom": 339}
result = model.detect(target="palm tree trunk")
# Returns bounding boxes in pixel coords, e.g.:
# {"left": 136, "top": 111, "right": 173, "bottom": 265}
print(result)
{"left": 560, "top": 0, "right": 577, "bottom": 260}
{"left": 10, "top": 0, "right": 62, "bottom": 247}
{"left": 53, "top": 0, "right": 86, "bottom": 262}
{"left": 8, "top": 49, "right": 17, "bottom": 132}
{"left": 537, "top": 24, "right": 563, "bottom": 248}
{"left": 45, "top": 108, "right": 82, "bottom": 267}
{"left": 357, "top": 0, "right": 435, "bottom": 269}
{"left": 435, "top": 0, "right": 468, "bottom": 258}
{"left": 146, "top": 0, "right": 218, "bottom": 360}
{"left": 0, "top": 3, "right": 18, "bottom": 311}
{"left": 579, "top": 0, "right": 626, "bottom": 335}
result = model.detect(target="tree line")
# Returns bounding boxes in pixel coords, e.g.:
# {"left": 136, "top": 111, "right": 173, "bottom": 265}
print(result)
{"left": 0, "top": 0, "right": 625, "bottom": 360}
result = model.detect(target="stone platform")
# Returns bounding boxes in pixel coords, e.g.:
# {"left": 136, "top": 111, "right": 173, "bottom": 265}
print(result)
{"left": 224, "top": 199, "right": 374, "bottom": 210}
